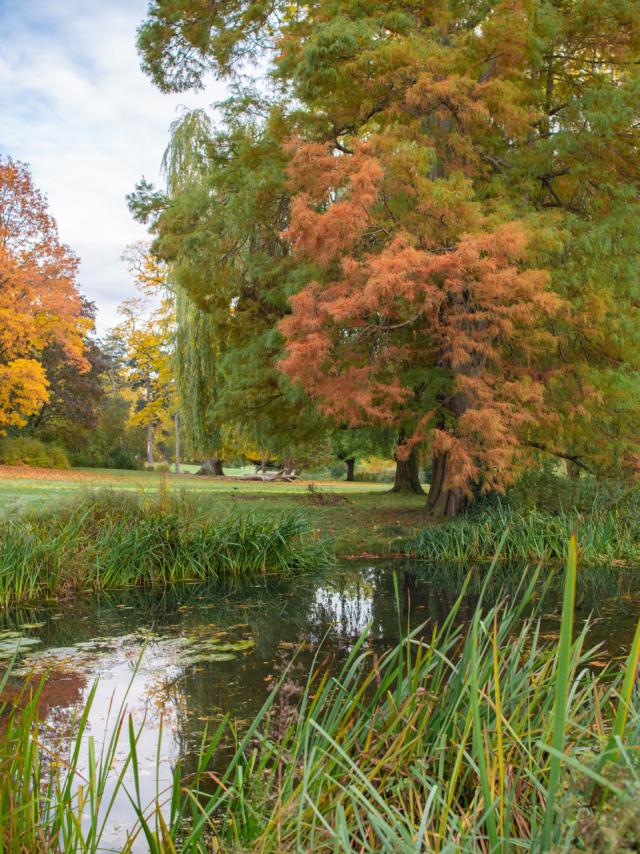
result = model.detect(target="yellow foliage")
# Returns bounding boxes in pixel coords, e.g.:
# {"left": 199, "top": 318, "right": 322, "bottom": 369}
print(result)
{"left": 0, "top": 359, "right": 49, "bottom": 432}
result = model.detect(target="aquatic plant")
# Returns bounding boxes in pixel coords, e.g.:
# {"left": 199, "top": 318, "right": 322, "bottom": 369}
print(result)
{"left": 405, "top": 503, "right": 640, "bottom": 565}
{"left": 0, "top": 491, "right": 333, "bottom": 605}
{"left": 0, "top": 540, "right": 639, "bottom": 851}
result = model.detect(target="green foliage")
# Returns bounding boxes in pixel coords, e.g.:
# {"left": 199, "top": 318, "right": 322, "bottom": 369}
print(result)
{"left": 137, "top": 104, "right": 329, "bottom": 466}
{"left": 69, "top": 396, "right": 144, "bottom": 470}
{"left": 505, "top": 467, "right": 638, "bottom": 516}
{"left": 136, "top": 0, "right": 640, "bottom": 509}
{"left": 0, "top": 491, "right": 333, "bottom": 605}
{"left": 0, "top": 437, "right": 69, "bottom": 469}
{"left": 406, "top": 502, "right": 640, "bottom": 565}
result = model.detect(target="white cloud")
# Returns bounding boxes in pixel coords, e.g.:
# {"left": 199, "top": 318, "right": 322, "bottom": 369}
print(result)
{"left": 0, "top": 0, "right": 225, "bottom": 333}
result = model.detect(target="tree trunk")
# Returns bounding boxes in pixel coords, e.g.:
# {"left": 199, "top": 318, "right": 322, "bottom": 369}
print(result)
{"left": 345, "top": 457, "right": 355, "bottom": 481}
{"left": 146, "top": 423, "right": 154, "bottom": 465}
{"left": 425, "top": 450, "right": 467, "bottom": 517}
{"left": 195, "top": 457, "right": 224, "bottom": 476}
{"left": 174, "top": 411, "right": 180, "bottom": 474}
{"left": 391, "top": 444, "right": 424, "bottom": 494}
{"left": 146, "top": 377, "right": 154, "bottom": 464}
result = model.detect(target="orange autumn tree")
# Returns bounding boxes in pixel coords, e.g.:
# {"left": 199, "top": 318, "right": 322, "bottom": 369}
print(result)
{"left": 279, "top": 143, "right": 564, "bottom": 516}
{"left": 0, "top": 156, "right": 89, "bottom": 432}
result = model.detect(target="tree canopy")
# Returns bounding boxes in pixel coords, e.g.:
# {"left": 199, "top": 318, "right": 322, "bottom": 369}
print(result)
{"left": 0, "top": 157, "right": 90, "bottom": 432}
{"left": 136, "top": 0, "right": 640, "bottom": 512}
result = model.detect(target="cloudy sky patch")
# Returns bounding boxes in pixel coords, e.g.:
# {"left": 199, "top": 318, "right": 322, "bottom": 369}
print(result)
{"left": 0, "top": 0, "right": 224, "bottom": 333}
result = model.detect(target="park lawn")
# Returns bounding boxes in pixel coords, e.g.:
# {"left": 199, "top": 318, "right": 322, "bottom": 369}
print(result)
{"left": 0, "top": 465, "right": 427, "bottom": 557}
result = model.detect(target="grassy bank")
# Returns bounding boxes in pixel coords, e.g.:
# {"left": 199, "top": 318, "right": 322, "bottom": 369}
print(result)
{"left": 2, "top": 465, "right": 639, "bottom": 565}
{"left": 405, "top": 504, "right": 640, "bottom": 565}
{"left": 0, "top": 465, "right": 426, "bottom": 556}
{"left": 1, "top": 542, "right": 639, "bottom": 851}
{"left": 0, "top": 491, "right": 333, "bottom": 606}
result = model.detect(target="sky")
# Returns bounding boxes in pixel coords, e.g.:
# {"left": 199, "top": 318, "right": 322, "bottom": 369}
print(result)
{"left": 0, "top": 0, "right": 225, "bottom": 334}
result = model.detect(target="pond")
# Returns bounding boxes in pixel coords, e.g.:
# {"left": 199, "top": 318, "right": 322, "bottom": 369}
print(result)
{"left": 1, "top": 560, "right": 640, "bottom": 849}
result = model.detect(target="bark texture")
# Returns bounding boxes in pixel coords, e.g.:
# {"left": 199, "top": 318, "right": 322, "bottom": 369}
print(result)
{"left": 174, "top": 411, "right": 181, "bottom": 474}
{"left": 195, "top": 457, "right": 224, "bottom": 476}
{"left": 345, "top": 457, "right": 355, "bottom": 481}
{"left": 391, "top": 444, "right": 424, "bottom": 494}
{"left": 146, "top": 423, "right": 154, "bottom": 465}
{"left": 425, "top": 450, "right": 468, "bottom": 517}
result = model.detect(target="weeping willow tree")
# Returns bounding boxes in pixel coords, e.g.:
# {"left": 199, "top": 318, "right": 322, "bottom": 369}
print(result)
{"left": 158, "top": 109, "right": 225, "bottom": 473}
{"left": 130, "top": 99, "right": 329, "bottom": 473}
{"left": 161, "top": 108, "right": 213, "bottom": 195}
{"left": 174, "top": 290, "right": 226, "bottom": 474}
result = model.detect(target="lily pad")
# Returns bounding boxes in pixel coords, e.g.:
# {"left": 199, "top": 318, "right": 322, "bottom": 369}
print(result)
{"left": 0, "top": 637, "right": 41, "bottom": 657}
{"left": 19, "top": 622, "right": 46, "bottom": 630}
{"left": 210, "top": 640, "right": 255, "bottom": 653}
{"left": 186, "top": 652, "right": 237, "bottom": 664}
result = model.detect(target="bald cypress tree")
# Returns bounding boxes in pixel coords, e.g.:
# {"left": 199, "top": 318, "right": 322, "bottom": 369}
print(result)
{"left": 138, "top": 0, "right": 640, "bottom": 513}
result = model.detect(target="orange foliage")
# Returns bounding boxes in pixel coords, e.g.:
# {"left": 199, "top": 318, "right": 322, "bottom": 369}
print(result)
{"left": 279, "top": 143, "right": 565, "bottom": 495}
{"left": 0, "top": 157, "right": 89, "bottom": 430}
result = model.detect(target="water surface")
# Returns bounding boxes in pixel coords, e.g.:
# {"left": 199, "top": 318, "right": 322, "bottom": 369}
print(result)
{"left": 2, "top": 560, "right": 639, "bottom": 848}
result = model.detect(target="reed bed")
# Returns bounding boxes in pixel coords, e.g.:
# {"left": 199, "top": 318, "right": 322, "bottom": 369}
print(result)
{"left": 1, "top": 540, "right": 639, "bottom": 851}
{"left": 405, "top": 504, "right": 640, "bottom": 565}
{"left": 0, "top": 490, "right": 332, "bottom": 605}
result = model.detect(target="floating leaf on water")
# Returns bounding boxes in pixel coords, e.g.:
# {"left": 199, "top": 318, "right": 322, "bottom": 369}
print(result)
{"left": 73, "top": 640, "right": 114, "bottom": 650}
{"left": 0, "top": 637, "right": 41, "bottom": 657}
{"left": 213, "top": 640, "right": 255, "bottom": 653}
{"left": 191, "top": 638, "right": 255, "bottom": 653}
{"left": 182, "top": 652, "right": 237, "bottom": 665}
{"left": 0, "top": 631, "right": 23, "bottom": 640}
{"left": 19, "top": 623, "right": 46, "bottom": 630}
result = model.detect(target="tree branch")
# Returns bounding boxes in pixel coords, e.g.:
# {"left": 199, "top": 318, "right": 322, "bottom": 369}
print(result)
{"left": 526, "top": 441, "right": 591, "bottom": 472}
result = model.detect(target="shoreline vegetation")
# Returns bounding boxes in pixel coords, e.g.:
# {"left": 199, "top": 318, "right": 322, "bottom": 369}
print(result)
{"left": 404, "top": 504, "right": 640, "bottom": 566}
{"left": 1, "top": 541, "right": 639, "bottom": 851}
{"left": 0, "top": 491, "right": 333, "bottom": 607}
{"left": 0, "top": 467, "right": 639, "bottom": 608}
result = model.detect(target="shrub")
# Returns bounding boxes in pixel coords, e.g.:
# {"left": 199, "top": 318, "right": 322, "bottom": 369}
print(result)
{"left": 0, "top": 437, "right": 69, "bottom": 469}
{"left": 352, "top": 455, "right": 396, "bottom": 483}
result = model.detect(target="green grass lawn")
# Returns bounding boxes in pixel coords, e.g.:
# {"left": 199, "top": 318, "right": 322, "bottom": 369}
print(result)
{"left": 0, "top": 466, "right": 427, "bottom": 556}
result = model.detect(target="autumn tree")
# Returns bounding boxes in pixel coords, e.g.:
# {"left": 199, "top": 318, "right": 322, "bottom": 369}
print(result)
{"left": 272, "top": 0, "right": 640, "bottom": 512}
{"left": 116, "top": 243, "right": 178, "bottom": 467}
{"left": 0, "top": 156, "right": 89, "bottom": 432}
{"left": 29, "top": 298, "right": 105, "bottom": 439}
{"left": 280, "top": 145, "right": 561, "bottom": 514}
{"left": 138, "top": 0, "right": 640, "bottom": 511}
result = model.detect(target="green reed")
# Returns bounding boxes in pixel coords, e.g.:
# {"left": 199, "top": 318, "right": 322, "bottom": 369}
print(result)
{"left": 405, "top": 503, "right": 640, "bottom": 565}
{"left": 0, "top": 490, "right": 333, "bottom": 606}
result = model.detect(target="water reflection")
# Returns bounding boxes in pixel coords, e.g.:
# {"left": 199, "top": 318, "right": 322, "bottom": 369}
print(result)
{"left": 1, "top": 560, "right": 639, "bottom": 848}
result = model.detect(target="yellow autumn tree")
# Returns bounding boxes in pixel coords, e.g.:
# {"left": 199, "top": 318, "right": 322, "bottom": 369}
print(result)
{"left": 116, "top": 243, "right": 178, "bottom": 466}
{"left": 0, "top": 156, "right": 89, "bottom": 432}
